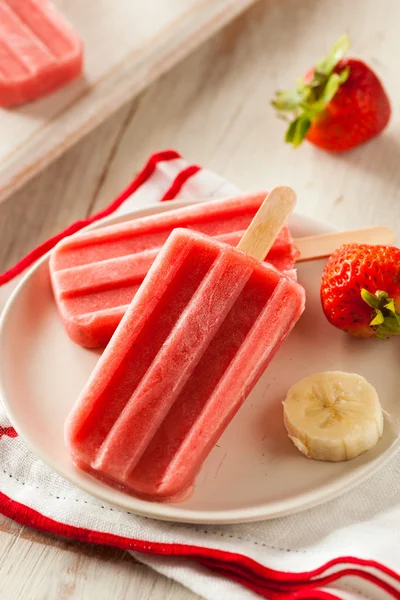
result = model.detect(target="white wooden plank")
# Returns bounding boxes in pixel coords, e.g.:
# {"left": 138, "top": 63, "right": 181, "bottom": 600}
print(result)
{"left": 0, "top": 0, "right": 256, "bottom": 204}
{"left": 0, "top": 100, "right": 136, "bottom": 271}
{"left": 0, "top": 515, "right": 200, "bottom": 599}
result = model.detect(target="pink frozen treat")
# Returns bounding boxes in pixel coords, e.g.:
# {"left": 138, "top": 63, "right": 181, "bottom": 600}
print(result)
{"left": 0, "top": 0, "right": 83, "bottom": 107}
{"left": 50, "top": 192, "right": 297, "bottom": 348}
{"left": 65, "top": 226, "right": 305, "bottom": 502}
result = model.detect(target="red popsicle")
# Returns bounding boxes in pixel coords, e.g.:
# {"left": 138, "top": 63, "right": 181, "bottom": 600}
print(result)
{"left": 0, "top": 0, "right": 83, "bottom": 107}
{"left": 50, "top": 193, "right": 298, "bottom": 348}
{"left": 65, "top": 187, "right": 305, "bottom": 502}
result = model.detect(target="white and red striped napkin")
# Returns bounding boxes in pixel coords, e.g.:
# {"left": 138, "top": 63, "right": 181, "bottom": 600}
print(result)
{"left": 0, "top": 151, "right": 399, "bottom": 600}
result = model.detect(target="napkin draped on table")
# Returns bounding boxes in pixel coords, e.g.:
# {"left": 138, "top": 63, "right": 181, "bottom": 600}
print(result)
{"left": 0, "top": 150, "right": 399, "bottom": 600}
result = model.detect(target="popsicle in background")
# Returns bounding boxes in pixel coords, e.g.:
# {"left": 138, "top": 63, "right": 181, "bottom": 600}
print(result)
{"left": 50, "top": 192, "right": 298, "bottom": 348}
{"left": 65, "top": 187, "right": 305, "bottom": 502}
{"left": 0, "top": 0, "right": 83, "bottom": 107}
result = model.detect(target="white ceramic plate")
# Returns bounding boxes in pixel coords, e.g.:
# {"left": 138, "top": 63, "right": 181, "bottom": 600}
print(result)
{"left": 0, "top": 201, "right": 399, "bottom": 524}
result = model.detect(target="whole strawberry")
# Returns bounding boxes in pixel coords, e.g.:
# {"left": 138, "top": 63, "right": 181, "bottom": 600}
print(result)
{"left": 272, "top": 35, "right": 391, "bottom": 152}
{"left": 321, "top": 244, "right": 400, "bottom": 338}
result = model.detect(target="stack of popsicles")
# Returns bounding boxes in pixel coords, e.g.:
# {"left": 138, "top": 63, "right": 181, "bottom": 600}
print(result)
{"left": 58, "top": 188, "right": 305, "bottom": 502}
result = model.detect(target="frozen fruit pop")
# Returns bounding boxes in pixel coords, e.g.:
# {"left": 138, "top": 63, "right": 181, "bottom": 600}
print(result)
{"left": 0, "top": 0, "right": 83, "bottom": 107}
{"left": 65, "top": 186, "right": 305, "bottom": 501}
{"left": 50, "top": 192, "right": 297, "bottom": 348}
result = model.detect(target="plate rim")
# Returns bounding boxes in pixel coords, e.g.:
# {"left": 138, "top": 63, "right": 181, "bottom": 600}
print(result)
{"left": 0, "top": 200, "right": 399, "bottom": 524}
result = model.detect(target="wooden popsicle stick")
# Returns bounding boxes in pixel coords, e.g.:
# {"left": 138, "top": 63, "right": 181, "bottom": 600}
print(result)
{"left": 237, "top": 186, "right": 296, "bottom": 260}
{"left": 294, "top": 226, "right": 395, "bottom": 261}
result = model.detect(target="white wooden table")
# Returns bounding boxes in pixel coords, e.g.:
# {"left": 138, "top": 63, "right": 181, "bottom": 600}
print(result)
{"left": 1, "top": 0, "right": 399, "bottom": 597}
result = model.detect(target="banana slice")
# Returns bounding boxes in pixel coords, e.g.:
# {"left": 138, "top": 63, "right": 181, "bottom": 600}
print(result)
{"left": 283, "top": 371, "right": 383, "bottom": 462}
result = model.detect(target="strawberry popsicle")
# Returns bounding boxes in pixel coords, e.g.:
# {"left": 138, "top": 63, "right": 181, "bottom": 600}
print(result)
{"left": 65, "top": 187, "right": 305, "bottom": 502}
{"left": 50, "top": 193, "right": 298, "bottom": 348}
{"left": 0, "top": 0, "right": 83, "bottom": 107}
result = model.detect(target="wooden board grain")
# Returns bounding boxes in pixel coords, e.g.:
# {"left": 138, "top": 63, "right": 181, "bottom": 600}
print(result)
{"left": 0, "top": 0, "right": 256, "bottom": 204}
{"left": 0, "top": 515, "right": 200, "bottom": 600}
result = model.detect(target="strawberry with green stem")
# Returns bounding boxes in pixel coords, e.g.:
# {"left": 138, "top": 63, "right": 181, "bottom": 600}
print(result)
{"left": 321, "top": 244, "right": 400, "bottom": 339}
{"left": 272, "top": 34, "right": 391, "bottom": 151}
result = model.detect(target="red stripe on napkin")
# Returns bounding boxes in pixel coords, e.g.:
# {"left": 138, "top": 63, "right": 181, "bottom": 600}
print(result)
{"left": 197, "top": 559, "right": 339, "bottom": 598}
{"left": 0, "top": 490, "right": 398, "bottom": 598}
{"left": 0, "top": 149, "right": 182, "bottom": 286}
{"left": 0, "top": 426, "right": 17, "bottom": 439}
{"left": 198, "top": 555, "right": 400, "bottom": 597}
{"left": 160, "top": 164, "right": 201, "bottom": 201}
{"left": 203, "top": 563, "right": 342, "bottom": 599}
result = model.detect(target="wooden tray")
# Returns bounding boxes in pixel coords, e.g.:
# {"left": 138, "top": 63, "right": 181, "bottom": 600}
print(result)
{"left": 0, "top": 0, "right": 256, "bottom": 204}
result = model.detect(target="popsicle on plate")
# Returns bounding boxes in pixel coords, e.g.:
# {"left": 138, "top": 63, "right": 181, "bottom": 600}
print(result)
{"left": 0, "top": 0, "right": 83, "bottom": 107}
{"left": 50, "top": 192, "right": 298, "bottom": 348}
{"left": 65, "top": 187, "right": 305, "bottom": 502}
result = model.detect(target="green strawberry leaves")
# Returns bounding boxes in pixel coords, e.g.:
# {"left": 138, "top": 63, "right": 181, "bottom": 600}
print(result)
{"left": 361, "top": 289, "right": 400, "bottom": 338}
{"left": 315, "top": 34, "right": 350, "bottom": 76}
{"left": 316, "top": 68, "right": 350, "bottom": 107}
{"left": 285, "top": 116, "right": 311, "bottom": 148}
{"left": 272, "top": 34, "right": 351, "bottom": 147}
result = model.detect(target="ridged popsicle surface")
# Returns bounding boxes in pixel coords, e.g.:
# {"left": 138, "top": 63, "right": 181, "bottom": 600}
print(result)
{"left": 50, "top": 193, "right": 298, "bottom": 347}
{"left": 0, "top": 0, "right": 82, "bottom": 107}
{"left": 65, "top": 228, "right": 305, "bottom": 501}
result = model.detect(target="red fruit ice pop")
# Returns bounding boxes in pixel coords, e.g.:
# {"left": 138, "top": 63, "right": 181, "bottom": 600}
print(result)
{"left": 50, "top": 193, "right": 297, "bottom": 348}
{"left": 65, "top": 187, "right": 305, "bottom": 502}
{"left": 0, "top": 0, "right": 83, "bottom": 107}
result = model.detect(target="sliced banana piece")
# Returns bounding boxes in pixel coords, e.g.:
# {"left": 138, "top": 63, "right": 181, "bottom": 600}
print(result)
{"left": 283, "top": 371, "right": 383, "bottom": 462}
